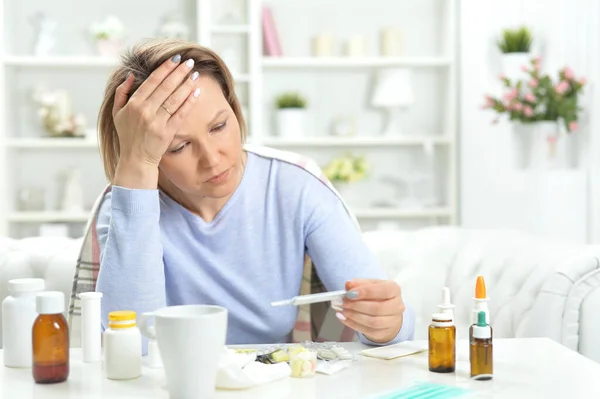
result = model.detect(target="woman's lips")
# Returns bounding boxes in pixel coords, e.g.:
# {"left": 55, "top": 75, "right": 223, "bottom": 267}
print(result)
{"left": 206, "top": 169, "right": 230, "bottom": 184}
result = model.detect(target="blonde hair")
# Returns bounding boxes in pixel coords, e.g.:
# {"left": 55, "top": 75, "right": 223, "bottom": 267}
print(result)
{"left": 97, "top": 38, "right": 246, "bottom": 183}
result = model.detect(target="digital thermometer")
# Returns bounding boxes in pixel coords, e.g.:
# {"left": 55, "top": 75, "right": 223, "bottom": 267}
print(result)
{"left": 270, "top": 290, "right": 347, "bottom": 307}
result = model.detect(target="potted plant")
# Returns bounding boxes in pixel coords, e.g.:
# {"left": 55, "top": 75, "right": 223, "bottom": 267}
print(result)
{"left": 275, "top": 92, "right": 307, "bottom": 138}
{"left": 497, "top": 26, "right": 533, "bottom": 80}
{"left": 482, "top": 57, "right": 587, "bottom": 169}
{"left": 89, "top": 16, "right": 125, "bottom": 57}
{"left": 322, "top": 153, "right": 368, "bottom": 205}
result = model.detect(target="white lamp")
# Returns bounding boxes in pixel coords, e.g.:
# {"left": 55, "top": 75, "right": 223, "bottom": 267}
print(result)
{"left": 371, "top": 68, "right": 414, "bottom": 135}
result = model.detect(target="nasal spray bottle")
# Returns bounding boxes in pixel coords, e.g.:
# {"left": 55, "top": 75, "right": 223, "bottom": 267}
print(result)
{"left": 428, "top": 287, "right": 456, "bottom": 373}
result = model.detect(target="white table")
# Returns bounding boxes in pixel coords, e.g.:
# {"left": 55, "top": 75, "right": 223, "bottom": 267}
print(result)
{"left": 1, "top": 338, "right": 599, "bottom": 398}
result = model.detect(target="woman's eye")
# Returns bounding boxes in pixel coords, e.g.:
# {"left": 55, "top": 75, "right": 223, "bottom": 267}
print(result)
{"left": 211, "top": 121, "right": 227, "bottom": 133}
{"left": 170, "top": 142, "right": 188, "bottom": 154}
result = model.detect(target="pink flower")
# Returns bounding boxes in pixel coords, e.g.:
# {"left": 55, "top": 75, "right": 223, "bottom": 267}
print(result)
{"left": 481, "top": 95, "right": 495, "bottom": 108}
{"left": 555, "top": 81, "right": 569, "bottom": 94}
{"left": 503, "top": 88, "right": 518, "bottom": 102}
{"left": 579, "top": 77, "right": 587, "bottom": 85}
{"left": 563, "top": 66, "right": 575, "bottom": 80}
{"left": 513, "top": 102, "right": 523, "bottom": 111}
{"left": 521, "top": 65, "right": 528, "bottom": 72}
{"left": 524, "top": 106, "right": 533, "bottom": 117}
{"left": 533, "top": 56, "right": 542, "bottom": 65}
{"left": 524, "top": 93, "right": 536, "bottom": 102}
{"left": 569, "top": 121, "right": 579, "bottom": 132}
{"left": 528, "top": 79, "right": 538, "bottom": 88}
{"left": 498, "top": 73, "right": 506, "bottom": 80}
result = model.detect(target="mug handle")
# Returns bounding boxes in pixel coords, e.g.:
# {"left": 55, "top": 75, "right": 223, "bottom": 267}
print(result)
{"left": 139, "top": 312, "right": 156, "bottom": 339}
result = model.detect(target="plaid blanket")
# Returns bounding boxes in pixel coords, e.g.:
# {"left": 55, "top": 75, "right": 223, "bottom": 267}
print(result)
{"left": 67, "top": 144, "right": 360, "bottom": 343}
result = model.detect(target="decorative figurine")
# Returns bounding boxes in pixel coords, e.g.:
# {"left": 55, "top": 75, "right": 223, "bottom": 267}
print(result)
{"left": 31, "top": 13, "right": 57, "bottom": 56}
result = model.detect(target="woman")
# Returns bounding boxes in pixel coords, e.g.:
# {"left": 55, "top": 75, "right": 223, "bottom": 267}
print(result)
{"left": 95, "top": 38, "right": 414, "bottom": 350}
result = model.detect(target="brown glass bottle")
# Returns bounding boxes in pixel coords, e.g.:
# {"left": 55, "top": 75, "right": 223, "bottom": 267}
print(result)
{"left": 428, "top": 313, "right": 455, "bottom": 373}
{"left": 470, "top": 311, "right": 493, "bottom": 380}
{"left": 32, "top": 292, "right": 69, "bottom": 384}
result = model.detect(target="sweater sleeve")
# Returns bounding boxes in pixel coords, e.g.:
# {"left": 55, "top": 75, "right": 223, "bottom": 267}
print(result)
{"left": 303, "top": 179, "right": 415, "bottom": 345}
{"left": 95, "top": 186, "right": 166, "bottom": 352}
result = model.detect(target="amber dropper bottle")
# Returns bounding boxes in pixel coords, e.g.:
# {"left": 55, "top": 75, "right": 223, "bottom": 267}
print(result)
{"left": 470, "top": 310, "right": 493, "bottom": 380}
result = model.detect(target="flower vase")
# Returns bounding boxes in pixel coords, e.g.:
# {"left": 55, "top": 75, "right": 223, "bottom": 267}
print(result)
{"left": 512, "top": 121, "right": 575, "bottom": 169}
{"left": 96, "top": 39, "right": 122, "bottom": 57}
{"left": 501, "top": 53, "right": 530, "bottom": 81}
{"left": 334, "top": 181, "right": 361, "bottom": 208}
{"left": 333, "top": 181, "right": 350, "bottom": 201}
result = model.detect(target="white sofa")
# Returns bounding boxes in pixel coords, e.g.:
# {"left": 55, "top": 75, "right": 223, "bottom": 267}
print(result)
{"left": 1, "top": 227, "right": 600, "bottom": 364}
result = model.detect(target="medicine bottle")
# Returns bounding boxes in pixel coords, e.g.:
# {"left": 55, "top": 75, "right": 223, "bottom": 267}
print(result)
{"left": 470, "top": 311, "right": 493, "bottom": 380}
{"left": 428, "top": 312, "right": 456, "bottom": 373}
{"left": 32, "top": 291, "right": 69, "bottom": 384}
{"left": 104, "top": 310, "right": 142, "bottom": 380}
{"left": 2, "top": 278, "right": 45, "bottom": 368}
{"left": 428, "top": 287, "right": 456, "bottom": 373}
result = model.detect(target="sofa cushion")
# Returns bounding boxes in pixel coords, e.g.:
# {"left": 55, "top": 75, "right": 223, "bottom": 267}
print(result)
{"left": 0, "top": 236, "right": 81, "bottom": 348}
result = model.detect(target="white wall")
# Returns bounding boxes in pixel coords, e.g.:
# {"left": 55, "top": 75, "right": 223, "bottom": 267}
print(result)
{"left": 459, "top": 0, "right": 600, "bottom": 244}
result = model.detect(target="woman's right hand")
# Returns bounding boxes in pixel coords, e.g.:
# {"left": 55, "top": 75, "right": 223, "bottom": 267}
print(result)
{"left": 112, "top": 54, "right": 201, "bottom": 189}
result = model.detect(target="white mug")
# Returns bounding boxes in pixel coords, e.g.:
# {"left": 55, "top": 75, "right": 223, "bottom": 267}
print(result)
{"left": 140, "top": 305, "right": 228, "bottom": 399}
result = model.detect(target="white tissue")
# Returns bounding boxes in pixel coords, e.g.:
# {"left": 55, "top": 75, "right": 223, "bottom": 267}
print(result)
{"left": 316, "top": 359, "right": 353, "bottom": 375}
{"left": 216, "top": 348, "right": 291, "bottom": 390}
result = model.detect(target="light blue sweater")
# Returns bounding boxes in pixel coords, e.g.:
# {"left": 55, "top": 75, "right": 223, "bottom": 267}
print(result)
{"left": 96, "top": 151, "right": 414, "bottom": 349}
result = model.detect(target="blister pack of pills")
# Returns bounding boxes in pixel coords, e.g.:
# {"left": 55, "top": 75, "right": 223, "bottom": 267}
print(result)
{"left": 300, "top": 341, "right": 356, "bottom": 362}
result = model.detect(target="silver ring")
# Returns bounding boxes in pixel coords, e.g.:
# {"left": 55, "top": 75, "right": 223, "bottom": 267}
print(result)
{"left": 161, "top": 103, "right": 173, "bottom": 116}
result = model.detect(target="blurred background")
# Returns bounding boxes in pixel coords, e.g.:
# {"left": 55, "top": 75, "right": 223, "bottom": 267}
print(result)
{"left": 0, "top": 0, "right": 598, "bottom": 243}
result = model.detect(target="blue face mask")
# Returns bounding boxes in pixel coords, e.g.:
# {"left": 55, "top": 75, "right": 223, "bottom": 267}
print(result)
{"left": 374, "top": 382, "right": 473, "bottom": 399}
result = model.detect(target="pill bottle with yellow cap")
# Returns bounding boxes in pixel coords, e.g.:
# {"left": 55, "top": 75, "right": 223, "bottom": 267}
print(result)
{"left": 104, "top": 310, "right": 142, "bottom": 380}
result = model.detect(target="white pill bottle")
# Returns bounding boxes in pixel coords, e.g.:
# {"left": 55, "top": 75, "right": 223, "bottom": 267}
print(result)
{"left": 2, "top": 278, "right": 45, "bottom": 367}
{"left": 103, "top": 310, "right": 142, "bottom": 380}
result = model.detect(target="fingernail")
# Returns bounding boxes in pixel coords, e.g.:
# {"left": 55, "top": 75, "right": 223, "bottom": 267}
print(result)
{"left": 335, "top": 312, "right": 347, "bottom": 321}
{"left": 346, "top": 291, "right": 358, "bottom": 300}
{"left": 193, "top": 88, "right": 201, "bottom": 98}
{"left": 191, "top": 71, "right": 199, "bottom": 81}
{"left": 172, "top": 54, "right": 181, "bottom": 63}
{"left": 332, "top": 305, "right": 343, "bottom": 312}
{"left": 185, "top": 59, "right": 195, "bottom": 68}
{"left": 331, "top": 298, "right": 343, "bottom": 307}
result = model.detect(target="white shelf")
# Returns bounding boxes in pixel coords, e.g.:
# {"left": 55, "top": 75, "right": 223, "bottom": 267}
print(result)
{"left": 352, "top": 207, "right": 452, "bottom": 219}
{"left": 8, "top": 212, "right": 90, "bottom": 223}
{"left": 259, "top": 136, "right": 451, "bottom": 147}
{"left": 6, "top": 55, "right": 250, "bottom": 83}
{"left": 4, "top": 55, "right": 119, "bottom": 67}
{"left": 7, "top": 138, "right": 98, "bottom": 149}
{"left": 211, "top": 25, "right": 251, "bottom": 34}
{"left": 262, "top": 56, "right": 451, "bottom": 69}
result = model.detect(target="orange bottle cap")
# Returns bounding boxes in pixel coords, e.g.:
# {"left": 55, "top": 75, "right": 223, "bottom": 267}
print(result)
{"left": 475, "top": 276, "right": 487, "bottom": 299}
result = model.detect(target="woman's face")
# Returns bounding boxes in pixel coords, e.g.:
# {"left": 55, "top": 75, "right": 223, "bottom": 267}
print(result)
{"left": 158, "top": 75, "right": 243, "bottom": 201}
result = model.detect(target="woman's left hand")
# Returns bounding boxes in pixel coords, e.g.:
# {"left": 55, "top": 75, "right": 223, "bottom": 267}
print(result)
{"left": 332, "top": 279, "right": 405, "bottom": 344}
